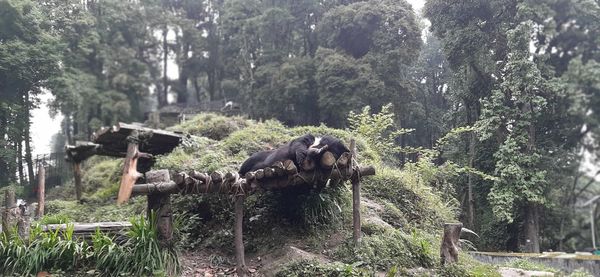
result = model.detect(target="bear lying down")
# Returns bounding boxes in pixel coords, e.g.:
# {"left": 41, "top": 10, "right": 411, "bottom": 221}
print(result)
{"left": 238, "top": 134, "right": 350, "bottom": 175}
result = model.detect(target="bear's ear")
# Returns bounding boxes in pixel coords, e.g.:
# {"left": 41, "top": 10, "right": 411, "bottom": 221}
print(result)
{"left": 295, "top": 149, "right": 308, "bottom": 165}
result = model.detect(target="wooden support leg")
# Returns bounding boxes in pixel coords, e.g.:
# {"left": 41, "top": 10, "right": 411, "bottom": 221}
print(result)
{"left": 146, "top": 170, "right": 173, "bottom": 247}
{"left": 235, "top": 194, "right": 248, "bottom": 276}
{"left": 440, "top": 223, "right": 463, "bottom": 265}
{"left": 73, "top": 162, "right": 83, "bottom": 201}
{"left": 350, "top": 139, "right": 361, "bottom": 245}
{"left": 36, "top": 164, "right": 45, "bottom": 219}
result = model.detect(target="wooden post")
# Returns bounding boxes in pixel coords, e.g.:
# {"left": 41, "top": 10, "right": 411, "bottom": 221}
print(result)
{"left": 235, "top": 194, "right": 248, "bottom": 276}
{"left": 117, "top": 131, "right": 144, "bottom": 204}
{"left": 36, "top": 163, "right": 45, "bottom": 218}
{"left": 17, "top": 203, "right": 30, "bottom": 239}
{"left": 2, "top": 189, "right": 16, "bottom": 235}
{"left": 440, "top": 223, "right": 463, "bottom": 265}
{"left": 350, "top": 139, "right": 361, "bottom": 245}
{"left": 145, "top": 170, "right": 173, "bottom": 247}
{"left": 73, "top": 162, "right": 83, "bottom": 200}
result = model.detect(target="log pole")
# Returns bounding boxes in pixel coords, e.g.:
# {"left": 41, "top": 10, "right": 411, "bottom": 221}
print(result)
{"left": 235, "top": 194, "right": 248, "bottom": 276}
{"left": 117, "top": 131, "right": 144, "bottom": 204}
{"left": 145, "top": 170, "right": 173, "bottom": 247}
{"left": 36, "top": 163, "right": 45, "bottom": 218}
{"left": 440, "top": 223, "right": 463, "bottom": 265}
{"left": 2, "top": 189, "right": 16, "bottom": 236}
{"left": 73, "top": 162, "right": 83, "bottom": 200}
{"left": 350, "top": 139, "right": 361, "bottom": 245}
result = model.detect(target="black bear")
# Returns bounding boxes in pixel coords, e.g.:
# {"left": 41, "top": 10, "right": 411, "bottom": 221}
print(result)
{"left": 238, "top": 134, "right": 349, "bottom": 175}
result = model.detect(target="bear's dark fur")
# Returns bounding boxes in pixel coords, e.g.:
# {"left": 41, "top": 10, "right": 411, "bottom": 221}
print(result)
{"left": 238, "top": 134, "right": 349, "bottom": 175}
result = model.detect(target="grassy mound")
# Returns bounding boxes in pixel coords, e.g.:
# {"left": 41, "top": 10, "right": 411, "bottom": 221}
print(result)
{"left": 38, "top": 113, "right": 496, "bottom": 275}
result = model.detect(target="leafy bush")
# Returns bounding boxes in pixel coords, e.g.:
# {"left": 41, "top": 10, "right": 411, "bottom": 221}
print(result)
{"left": 168, "top": 113, "right": 251, "bottom": 140}
{"left": 0, "top": 216, "right": 180, "bottom": 276}
{"left": 334, "top": 229, "right": 435, "bottom": 271}
{"left": 362, "top": 166, "right": 457, "bottom": 231}
{"left": 276, "top": 259, "right": 371, "bottom": 277}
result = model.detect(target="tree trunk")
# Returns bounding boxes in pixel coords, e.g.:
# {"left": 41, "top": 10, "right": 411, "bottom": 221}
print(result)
{"left": 23, "top": 93, "right": 35, "bottom": 188}
{"left": 160, "top": 27, "right": 169, "bottom": 107}
{"left": 440, "top": 223, "right": 462, "bottom": 265}
{"left": 467, "top": 132, "right": 476, "bottom": 229}
{"left": 17, "top": 140, "right": 25, "bottom": 185}
{"left": 523, "top": 203, "right": 540, "bottom": 253}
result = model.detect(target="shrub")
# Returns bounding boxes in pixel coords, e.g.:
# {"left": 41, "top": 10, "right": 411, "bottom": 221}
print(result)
{"left": 168, "top": 113, "right": 251, "bottom": 140}
{"left": 276, "top": 259, "right": 371, "bottom": 277}
{"left": 334, "top": 229, "right": 435, "bottom": 271}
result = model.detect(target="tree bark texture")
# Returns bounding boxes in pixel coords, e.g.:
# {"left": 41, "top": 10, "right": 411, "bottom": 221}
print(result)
{"left": 440, "top": 223, "right": 462, "bottom": 265}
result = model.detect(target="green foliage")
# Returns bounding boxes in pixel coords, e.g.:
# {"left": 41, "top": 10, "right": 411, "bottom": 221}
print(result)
{"left": 334, "top": 229, "right": 435, "bottom": 272}
{"left": 45, "top": 198, "right": 145, "bottom": 222}
{"left": 168, "top": 113, "right": 251, "bottom": 140}
{"left": 276, "top": 259, "right": 371, "bottom": 277}
{"left": 0, "top": 216, "right": 180, "bottom": 276}
{"left": 503, "top": 258, "right": 558, "bottom": 273}
{"left": 38, "top": 214, "right": 72, "bottom": 225}
{"left": 348, "top": 104, "right": 414, "bottom": 164}
{"left": 362, "top": 165, "right": 457, "bottom": 231}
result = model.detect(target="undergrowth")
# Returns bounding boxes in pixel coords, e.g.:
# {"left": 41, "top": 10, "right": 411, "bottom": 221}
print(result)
{"left": 0, "top": 215, "right": 180, "bottom": 276}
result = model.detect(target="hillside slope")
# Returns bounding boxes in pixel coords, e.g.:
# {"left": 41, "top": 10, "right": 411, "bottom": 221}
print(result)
{"left": 44, "top": 113, "right": 495, "bottom": 276}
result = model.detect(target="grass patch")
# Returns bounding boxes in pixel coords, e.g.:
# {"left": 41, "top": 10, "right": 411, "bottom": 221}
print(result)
{"left": 334, "top": 229, "right": 435, "bottom": 271}
{"left": 276, "top": 259, "right": 371, "bottom": 277}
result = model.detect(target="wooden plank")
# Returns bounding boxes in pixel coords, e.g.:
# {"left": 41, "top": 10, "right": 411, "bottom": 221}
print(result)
{"left": 41, "top": 222, "right": 133, "bottom": 232}
{"left": 117, "top": 131, "right": 143, "bottom": 204}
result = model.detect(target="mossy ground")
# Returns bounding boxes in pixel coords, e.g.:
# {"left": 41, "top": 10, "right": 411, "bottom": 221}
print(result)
{"left": 40, "top": 113, "right": 570, "bottom": 276}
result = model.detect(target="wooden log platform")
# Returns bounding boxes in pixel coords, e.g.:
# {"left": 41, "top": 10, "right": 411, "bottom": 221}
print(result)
{"left": 42, "top": 221, "right": 132, "bottom": 243}
{"left": 131, "top": 152, "right": 375, "bottom": 197}
{"left": 91, "top": 122, "right": 183, "bottom": 156}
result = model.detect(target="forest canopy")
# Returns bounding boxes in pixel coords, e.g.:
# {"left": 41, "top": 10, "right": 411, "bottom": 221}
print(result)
{"left": 1, "top": 0, "right": 600, "bottom": 255}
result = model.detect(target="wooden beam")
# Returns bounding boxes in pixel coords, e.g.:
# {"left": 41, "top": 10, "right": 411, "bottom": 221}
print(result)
{"left": 117, "top": 131, "right": 144, "bottom": 204}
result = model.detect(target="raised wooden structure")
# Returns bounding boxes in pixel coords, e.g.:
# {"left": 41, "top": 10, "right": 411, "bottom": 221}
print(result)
{"left": 130, "top": 140, "right": 375, "bottom": 276}
{"left": 65, "top": 123, "right": 183, "bottom": 202}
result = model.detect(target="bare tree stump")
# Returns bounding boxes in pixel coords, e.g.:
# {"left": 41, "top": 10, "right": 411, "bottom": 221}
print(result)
{"left": 73, "top": 162, "right": 83, "bottom": 200}
{"left": 440, "top": 223, "right": 463, "bottom": 265}
{"left": 2, "top": 189, "right": 16, "bottom": 236}
{"left": 36, "top": 164, "right": 45, "bottom": 218}
{"left": 146, "top": 170, "right": 173, "bottom": 247}
{"left": 17, "top": 204, "right": 30, "bottom": 239}
{"left": 235, "top": 194, "right": 248, "bottom": 276}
